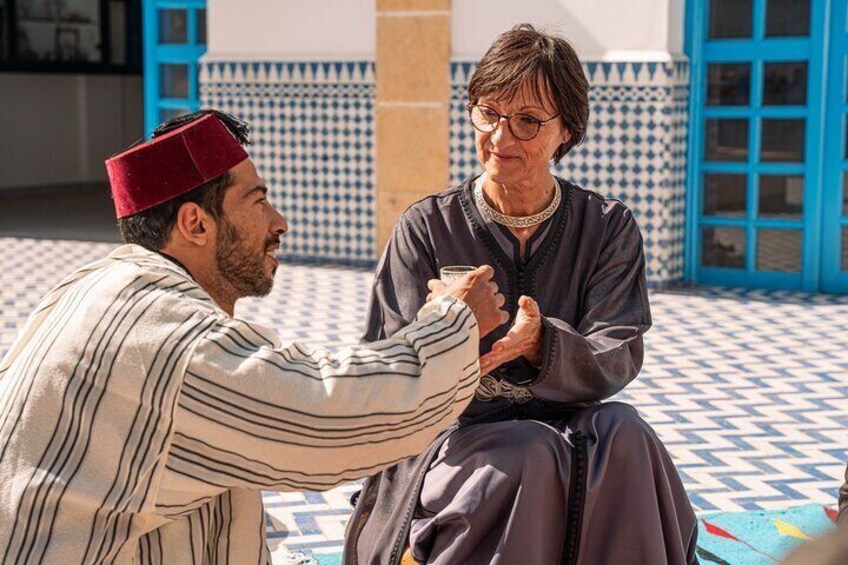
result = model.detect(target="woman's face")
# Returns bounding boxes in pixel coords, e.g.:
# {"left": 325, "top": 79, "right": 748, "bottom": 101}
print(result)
{"left": 473, "top": 80, "right": 570, "bottom": 186}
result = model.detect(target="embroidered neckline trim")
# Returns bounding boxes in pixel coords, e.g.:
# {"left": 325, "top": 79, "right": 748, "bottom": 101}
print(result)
{"left": 473, "top": 175, "right": 562, "bottom": 229}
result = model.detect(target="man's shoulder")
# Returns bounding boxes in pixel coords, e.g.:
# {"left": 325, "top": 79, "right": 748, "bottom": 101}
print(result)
{"left": 74, "top": 247, "right": 224, "bottom": 321}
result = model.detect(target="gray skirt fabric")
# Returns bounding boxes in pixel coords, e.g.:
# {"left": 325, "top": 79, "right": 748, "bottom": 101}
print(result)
{"left": 408, "top": 402, "right": 698, "bottom": 565}
{"left": 345, "top": 401, "right": 698, "bottom": 564}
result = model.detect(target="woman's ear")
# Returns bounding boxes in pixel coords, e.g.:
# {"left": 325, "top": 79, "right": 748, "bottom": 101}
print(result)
{"left": 175, "top": 203, "right": 212, "bottom": 247}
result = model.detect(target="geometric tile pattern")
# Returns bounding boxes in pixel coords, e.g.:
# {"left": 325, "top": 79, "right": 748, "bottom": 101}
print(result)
{"left": 616, "top": 287, "right": 848, "bottom": 513}
{"left": 199, "top": 59, "right": 690, "bottom": 285}
{"left": 200, "top": 62, "right": 377, "bottom": 266}
{"left": 1, "top": 237, "right": 845, "bottom": 564}
{"left": 451, "top": 59, "right": 690, "bottom": 285}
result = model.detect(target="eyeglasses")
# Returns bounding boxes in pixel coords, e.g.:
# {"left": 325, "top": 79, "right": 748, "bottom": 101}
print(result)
{"left": 467, "top": 104, "right": 560, "bottom": 141}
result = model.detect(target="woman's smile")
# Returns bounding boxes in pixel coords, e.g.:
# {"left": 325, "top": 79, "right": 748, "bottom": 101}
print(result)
{"left": 489, "top": 150, "right": 520, "bottom": 162}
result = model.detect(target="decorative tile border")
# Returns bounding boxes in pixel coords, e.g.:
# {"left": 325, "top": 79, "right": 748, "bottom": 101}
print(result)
{"left": 199, "top": 61, "right": 376, "bottom": 85}
{"left": 200, "top": 58, "right": 689, "bottom": 283}
{"left": 451, "top": 58, "right": 690, "bottom": 89}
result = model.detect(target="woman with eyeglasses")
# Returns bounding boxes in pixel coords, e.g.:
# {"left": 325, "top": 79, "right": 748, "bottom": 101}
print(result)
{"left": 344, "top": 24, "right": 697, "bottom": 565}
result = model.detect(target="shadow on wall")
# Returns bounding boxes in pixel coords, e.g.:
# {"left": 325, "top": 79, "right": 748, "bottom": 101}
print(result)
{"left": 0, "top": 183, "right": 121, "bottom": 243}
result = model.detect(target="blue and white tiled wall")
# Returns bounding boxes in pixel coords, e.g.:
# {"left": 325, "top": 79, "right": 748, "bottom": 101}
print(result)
{"left": 200, "top": 62, "right": 377, "bottom": 266}
{"left": 200, "top": 58, "right": 689, "bottom": 284}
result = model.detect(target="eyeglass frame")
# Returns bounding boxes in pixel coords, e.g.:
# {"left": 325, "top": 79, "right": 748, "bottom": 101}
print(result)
{"left": 466, "top": 103, "right": 561, "bottom": 141}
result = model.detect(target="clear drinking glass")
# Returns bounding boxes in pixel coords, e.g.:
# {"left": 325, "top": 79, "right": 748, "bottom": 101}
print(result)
{"left": 439, "top": 265, "right": 476, "bottom": 284}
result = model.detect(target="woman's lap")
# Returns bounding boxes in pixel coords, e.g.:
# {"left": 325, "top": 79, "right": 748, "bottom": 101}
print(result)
{"left": 410, "top": 402, "right": 698, "bottom": 564}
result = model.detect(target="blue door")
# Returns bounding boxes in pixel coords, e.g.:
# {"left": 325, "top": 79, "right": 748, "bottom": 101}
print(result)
{"left": 686, "top": 0, "right": 841, "bottom": 292}
{"left": 822, "top": 0, "right": 848, "bottom": 292}
{"left": 142, "top": 0, "right": 207, "bottom": 136}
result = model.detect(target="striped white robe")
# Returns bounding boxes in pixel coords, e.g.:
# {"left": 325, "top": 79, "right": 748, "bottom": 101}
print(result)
{"left": 0, "top": 245, "right": 480, "bottom": 564}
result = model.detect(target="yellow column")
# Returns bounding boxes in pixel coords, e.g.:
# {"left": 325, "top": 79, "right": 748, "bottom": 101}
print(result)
{"left": 375, "top": 0, "right": 451, "bottom": 254}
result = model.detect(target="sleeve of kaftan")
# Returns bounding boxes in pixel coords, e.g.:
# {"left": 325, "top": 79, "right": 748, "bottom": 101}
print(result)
{"left": 169, "top": 294, "right": 479, "bottom": 492}
{"left": 362, "top": 213, "right": 438, "bottom": 342}
{"left": 530, "top": 208, "right": 652, "bottom": 403}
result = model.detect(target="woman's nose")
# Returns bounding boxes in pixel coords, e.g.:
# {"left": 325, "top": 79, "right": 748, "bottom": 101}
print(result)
{"left": 489, "top": 117, "right": 512, "bottom": 144}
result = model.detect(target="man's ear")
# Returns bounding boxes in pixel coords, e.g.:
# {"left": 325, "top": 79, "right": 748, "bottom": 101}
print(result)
{"left": 174, "top": 202, "right": 213, "bottom": 247}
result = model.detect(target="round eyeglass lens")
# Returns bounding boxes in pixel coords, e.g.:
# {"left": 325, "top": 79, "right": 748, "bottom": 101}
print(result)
{"left": 470, "top": 106, "right": 499, "bottom": 132}
{"left": 469, "top": 106, "right": 541, "bottom": 141}
{"left": 509, "top": 115, "right": 541, "bottom": 140}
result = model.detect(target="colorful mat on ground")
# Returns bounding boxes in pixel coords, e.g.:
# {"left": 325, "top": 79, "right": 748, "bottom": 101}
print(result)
{"left": 696, "top": 504, "right": 837, "bottom": 564}
{"left": 288, "top": 504, "right": 837, "bottom": 565}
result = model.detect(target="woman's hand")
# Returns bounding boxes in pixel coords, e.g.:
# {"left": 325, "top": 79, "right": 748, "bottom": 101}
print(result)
{"left": 479, "top": 296, "right": 543, "bottom": 375}
{"left": 425, "top": 268, "right": 508, "bottom": 338}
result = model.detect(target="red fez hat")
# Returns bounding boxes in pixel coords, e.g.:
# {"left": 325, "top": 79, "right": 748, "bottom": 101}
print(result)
{"left": 106, "top": 114, "right": 249, "bottom": 218}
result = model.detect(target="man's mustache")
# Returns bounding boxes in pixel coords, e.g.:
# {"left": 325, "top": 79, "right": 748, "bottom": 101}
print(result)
{"left": 265, "top": 237, "right": 281, "bottom": 252}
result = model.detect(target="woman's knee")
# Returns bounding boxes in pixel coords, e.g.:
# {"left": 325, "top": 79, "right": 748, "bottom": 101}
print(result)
{"left": 589, "top": 402, "right": 662, "bottom": 458}
{"left": 455, "top": 421, "right": 566, "bottom": 475}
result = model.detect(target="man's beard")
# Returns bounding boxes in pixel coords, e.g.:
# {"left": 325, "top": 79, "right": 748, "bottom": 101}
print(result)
{"left": 215, "top": 217, "right": 278, "bottom": 298}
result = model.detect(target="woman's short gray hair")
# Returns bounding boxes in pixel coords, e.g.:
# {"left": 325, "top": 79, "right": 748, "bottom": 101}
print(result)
{"left": 468, "top": 24, "right": 590, "bottom": 164}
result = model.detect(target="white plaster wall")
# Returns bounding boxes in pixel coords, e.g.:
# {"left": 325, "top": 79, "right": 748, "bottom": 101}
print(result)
{"left": 667, "top": 0, "right": 685, "bottom": 54}
{"left": 205, "top": 0, "right": 684, "bottom": 61}
{"left": 0, "top": 74, "right": 143, "bottom": 189}
{"left": 206, "top": 0, "right": 375, "bottom": 60}
{"left": 452, "top": 0, "right": 685, "bottom": 60}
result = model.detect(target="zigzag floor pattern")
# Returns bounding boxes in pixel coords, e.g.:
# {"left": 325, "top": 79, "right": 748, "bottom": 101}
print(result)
{"left": 0, "top": 238, "right": 845, "bottom": 562}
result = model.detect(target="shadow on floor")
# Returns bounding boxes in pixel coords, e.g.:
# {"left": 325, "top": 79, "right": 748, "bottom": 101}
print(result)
{"left": 0, "top": 182, "right": 121, "bottom": 243}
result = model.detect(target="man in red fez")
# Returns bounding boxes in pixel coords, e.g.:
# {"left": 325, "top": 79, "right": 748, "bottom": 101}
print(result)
{"left": 0, "top": 109, "right": 508, "bottom": 564}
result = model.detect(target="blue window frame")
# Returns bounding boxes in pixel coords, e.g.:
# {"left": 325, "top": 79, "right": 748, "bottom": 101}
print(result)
{"left": 142, "top": 0, "right": 206, "bottom": 137}
{"left": 685, "top": 0, "right": 844, "bottom": 292}
{"left": 821, "top": 0, "right": 848, "bottom": 292}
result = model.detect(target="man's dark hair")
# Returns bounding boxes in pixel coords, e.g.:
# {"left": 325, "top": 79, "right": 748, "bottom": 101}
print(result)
{"left": 116, "top": 109, "right": 251, "bottom": 250}
{"left": 467, "top": 24, "right": 590, "bottom": 164}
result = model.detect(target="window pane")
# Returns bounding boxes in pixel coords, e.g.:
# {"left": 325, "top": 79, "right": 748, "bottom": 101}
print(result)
{"left": 0, "top": 0, "right": 9, "bottom": 61}
{"left": 159, "top": 107, "right": 190, "bottom": 124}
{"left": 159, "top": 64, "right": 188, "bottom": 98}
{"left": 59, "top": 0, "right": 101, "bottom": 62}
{"left": 709, "top": 0, "right": 753, "bottom": 39}
{"left": 703, "top": 173, "right": 747, "bottom": 217}
{"left": 766, "top": 0, "right": 810, "bottom": 37}
{"left": 844, "top": 172, "right": 848, "bottom": 215}
{"left": 159, "top": 9, "right": 187, "bottom": 44}
{"left": 702, "top": 227, "right": 746, "bottom": 268}
{"left": 196, "top": 9, "right": 207, "bottom": 45}
{"left": 16, "top": 0, "right": 102, "bottom": 63}
{"left": 842, "top": 228, "right": 848, "bottom": 271}
{"left": 705, "top": 119, "right": 749, "bottom": 162}
{"left": 759, "top": 175, "right": 804, "bottom": 218}
{"left": 108, "top": 0, "right": 126, "bottom": 65}
{"left": 707, "top": 63, "right": 751, "bottom": 106}
{"left": 756, "top": 229, "right": 802, "bottom": 272}
{"left": 844, "top": 120, "right": 848, "bottom": 159}
{"left": 763, "top": 62, "right": 807, "bottom": 106}
{"left": 760, "top": 119, "right": 805, "bottom": 162}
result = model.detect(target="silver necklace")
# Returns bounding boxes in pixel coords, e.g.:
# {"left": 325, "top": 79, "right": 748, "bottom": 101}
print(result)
{"left": 474, "top": 178, "right": 561, "bottom": 228}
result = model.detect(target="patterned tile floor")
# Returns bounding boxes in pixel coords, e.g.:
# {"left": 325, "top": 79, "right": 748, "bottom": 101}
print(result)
{"left": 1, "top": 237, "right": 846, "bottom": 563}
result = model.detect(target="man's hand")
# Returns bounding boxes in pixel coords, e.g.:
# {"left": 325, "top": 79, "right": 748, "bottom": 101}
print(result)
{"left": 479, "top": 296, "right": 543, "bottom": 375}
{"left": 426, "top": 266, "right": 508, "bottom": 338}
